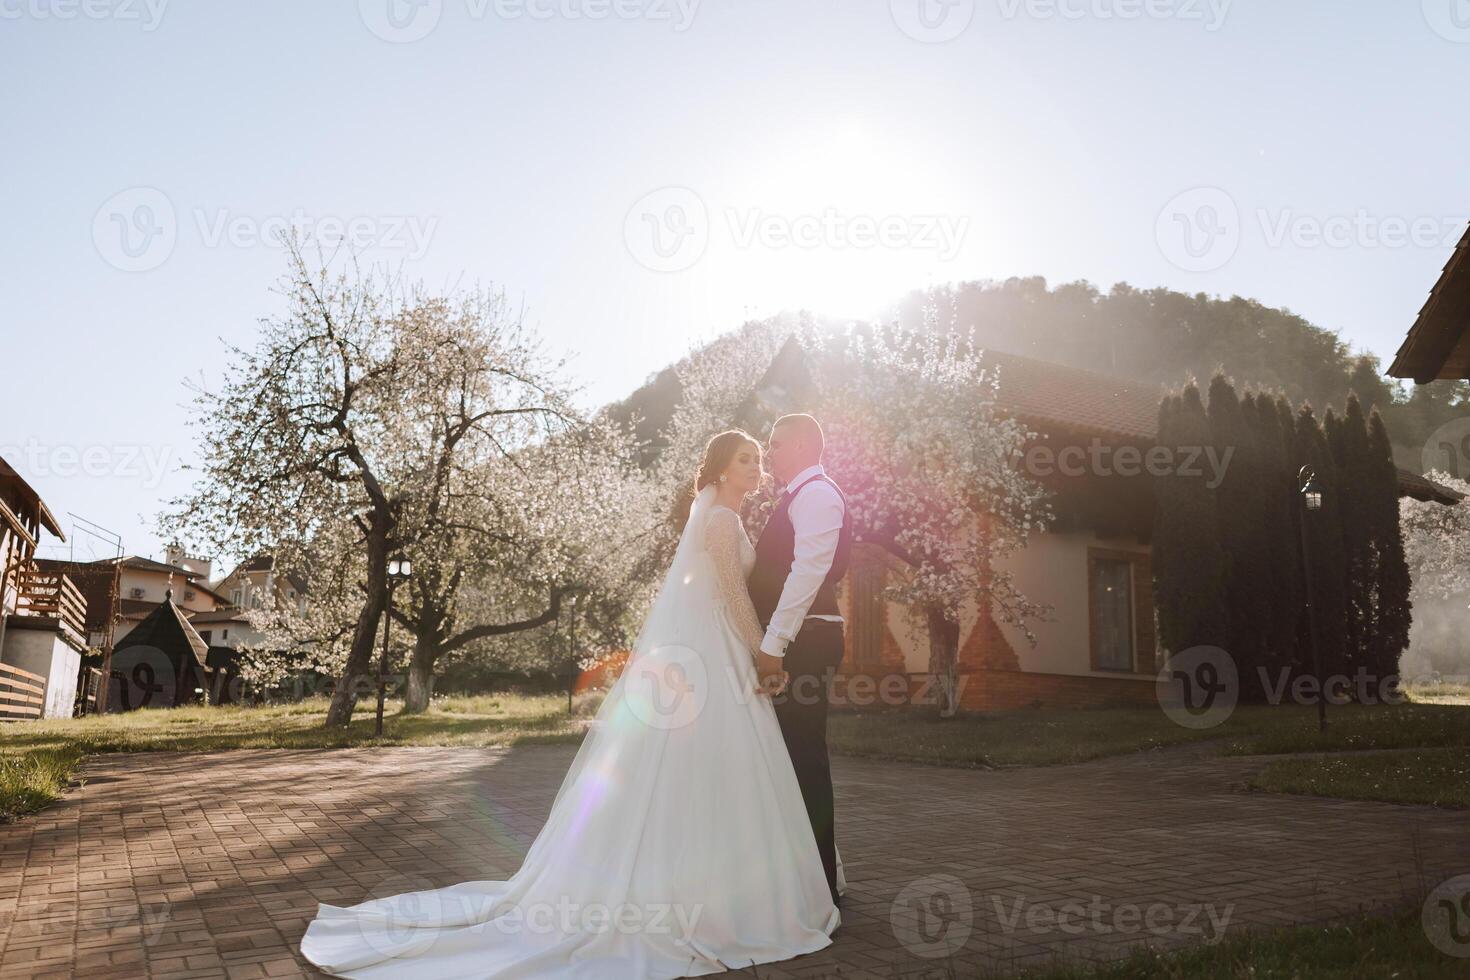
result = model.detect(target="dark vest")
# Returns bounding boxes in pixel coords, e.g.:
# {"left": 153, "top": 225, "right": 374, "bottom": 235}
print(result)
{"left": 748, "top": 473, "right": 853, "bottom": 627}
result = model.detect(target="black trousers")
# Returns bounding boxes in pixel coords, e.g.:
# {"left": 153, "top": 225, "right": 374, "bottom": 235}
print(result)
{"left": 770, "top": 618, "right": 843, "bottom": 906}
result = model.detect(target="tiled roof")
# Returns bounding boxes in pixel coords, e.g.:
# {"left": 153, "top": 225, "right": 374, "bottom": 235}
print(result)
{"left": 1390, "top": 222, "right": 1470, "bottom": 382}
{"left": 1397, "top": 467, "right": 1465, "bottom": 505}
{"left": 188, "top": 608, "right": 252, "bottom": 625}
{"left": 985, "top": 350, "right": 1164, "bottom": 441}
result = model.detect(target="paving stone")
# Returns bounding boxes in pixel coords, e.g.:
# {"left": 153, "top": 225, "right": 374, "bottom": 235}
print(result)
{"left": 1, "top": 745, "right": 1467, "bottom": 978}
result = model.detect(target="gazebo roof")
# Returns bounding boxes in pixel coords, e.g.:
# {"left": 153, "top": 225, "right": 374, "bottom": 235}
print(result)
{"left": 113, "top": 592, "right": 209, "bottom": 668}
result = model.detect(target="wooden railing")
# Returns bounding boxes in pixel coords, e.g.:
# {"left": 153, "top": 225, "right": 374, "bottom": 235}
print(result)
{"left": 12, "top": 570, "right": 88, "bottom": 649}
{"left": 0, "top": 661, "right": 46, "bottom": 720}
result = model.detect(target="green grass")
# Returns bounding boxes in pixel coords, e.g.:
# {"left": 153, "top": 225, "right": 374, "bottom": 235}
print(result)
{"left": 1016, "top": 908, "right": 1465, "bottom": 979}
{"left": 1248, "top": 748, "right": 1470, "bottom": 809}
{"left": 0, "top": 694, "right": 587, "bottom": 756}
{"left": 0, "top": 745, "right": 83, "bottom": 823}
{"left": 826, "top": 701, "right": 1470, "bottom": 769}
{"left": 1217, "top": 702, "right": 1470, "bottom": 757}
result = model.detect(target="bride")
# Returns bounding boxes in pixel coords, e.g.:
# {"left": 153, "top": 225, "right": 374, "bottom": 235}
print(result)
{"left": 300, "top": 429, "right": 840, "bottom": 978}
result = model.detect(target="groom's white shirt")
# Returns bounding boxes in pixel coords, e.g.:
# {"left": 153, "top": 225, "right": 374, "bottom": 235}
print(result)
{"left": 760, "top": 462, "right": 845, "bottom": 659}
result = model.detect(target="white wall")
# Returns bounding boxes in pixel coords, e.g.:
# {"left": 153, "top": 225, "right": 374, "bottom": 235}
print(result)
{"left": 877, "top": 529, "right": 1150, "bottom": 678}
{"left": 2, "top": 627, "right": 81, "bottom": 718}
{"left": 119, "top": 570, "right": 218, "bottom": 614}
{"left": 195, "top": 620, "right": 267, "bottom": 650}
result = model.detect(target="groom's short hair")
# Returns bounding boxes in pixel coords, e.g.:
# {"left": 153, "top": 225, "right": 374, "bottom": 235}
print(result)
{"left": 774, "top": 413, "right": 824, "bottom": 458}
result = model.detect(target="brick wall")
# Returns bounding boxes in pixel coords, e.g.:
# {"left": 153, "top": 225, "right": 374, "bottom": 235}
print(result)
{"left": 954, "top": 667, "right": 1158, "bottom": 711}
{"left": 831, "top": 667, "right": 1159, "bottom": 712}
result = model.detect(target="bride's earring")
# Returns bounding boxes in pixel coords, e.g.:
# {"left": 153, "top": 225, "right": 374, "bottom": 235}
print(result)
{"left": 720, "top": 475, "right": 727, "bottom": 483}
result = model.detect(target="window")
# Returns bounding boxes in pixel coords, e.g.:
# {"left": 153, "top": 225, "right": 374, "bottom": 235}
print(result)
{"left": 231, "top": 589, "right": 242, "bottom": 606}
{"left": 1090, "top": 556, "right": 1134, "bottom": 671}
{"left": 222, "top": 629, "right": 229, "bottom": 639}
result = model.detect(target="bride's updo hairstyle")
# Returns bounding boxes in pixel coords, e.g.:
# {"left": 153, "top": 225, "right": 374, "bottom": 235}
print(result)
{"left": 673, "top": 429, "right": 760, "bottom": 532}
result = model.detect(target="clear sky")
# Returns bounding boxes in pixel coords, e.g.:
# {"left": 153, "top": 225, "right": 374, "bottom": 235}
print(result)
{"left": 3, "top": 0, "right": 1466, "bottom": 566}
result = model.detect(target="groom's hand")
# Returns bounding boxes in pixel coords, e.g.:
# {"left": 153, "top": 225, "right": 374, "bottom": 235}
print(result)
{"left": 755, "top": 651, "right": 788, "bottom": 697}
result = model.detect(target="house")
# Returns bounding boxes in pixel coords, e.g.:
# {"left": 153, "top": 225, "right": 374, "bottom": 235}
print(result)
{"left": 214, "top": 554, "right": 306, "bottom": 613}
{"left": 0, "top": 455, "right": 87, "bottom": 720}
{"left": 191, "top": 553, "right": 309, "bottom": 658}
{"left": 811, "top": 345, "right": 1167, "bottom": 711}
{"left": 36, "top": 548, "right": 228, "bottom": 712}
{"left": 38, "top": 553, "right": 228, "bottom": 648}
{"left": 622, "top": 337, "right": 1170, "bottom": 711}
{"left": 624, "top": 335, "right": 1461, "bottom": 712}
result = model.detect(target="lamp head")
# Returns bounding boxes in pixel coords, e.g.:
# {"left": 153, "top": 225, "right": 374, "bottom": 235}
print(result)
{"left": 1298, "top": 465, "right": 1323, "bottom": 512}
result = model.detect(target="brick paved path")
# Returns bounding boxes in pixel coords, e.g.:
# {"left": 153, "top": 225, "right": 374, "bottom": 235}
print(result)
{"left": 2, "top": 744, "right": 1467, "bottom": 979}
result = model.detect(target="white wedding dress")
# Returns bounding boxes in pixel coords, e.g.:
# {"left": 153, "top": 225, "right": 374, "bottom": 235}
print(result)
{"left": 300, "top": 486, "right": 840, "bottom": 978}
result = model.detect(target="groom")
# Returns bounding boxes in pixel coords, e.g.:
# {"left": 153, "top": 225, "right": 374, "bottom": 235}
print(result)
{"left": 750, "top": 413, "right": 852, "bottom": 908}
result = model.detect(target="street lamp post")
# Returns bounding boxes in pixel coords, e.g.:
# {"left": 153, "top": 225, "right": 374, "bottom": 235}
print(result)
{"left": 565, "top": 593, "right": 579, "bottom": 715}
{"left": 1297, "top": 465, "right": 1327, "bottom": 733}
{"left": 376, "top": 554, "right": 412, "bottom": 738}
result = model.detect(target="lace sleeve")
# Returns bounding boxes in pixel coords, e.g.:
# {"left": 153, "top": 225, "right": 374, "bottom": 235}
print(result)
{"left": 704, "top": 507, "right": 765, "bottom": 654}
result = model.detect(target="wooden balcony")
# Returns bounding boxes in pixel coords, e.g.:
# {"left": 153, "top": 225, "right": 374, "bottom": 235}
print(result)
{"left": 11, "top": 569, "right": 88, "bottom": 650}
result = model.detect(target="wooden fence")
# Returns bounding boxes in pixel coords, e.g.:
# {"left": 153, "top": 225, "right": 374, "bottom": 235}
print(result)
{"left": 0, "top": 661, "right": 47, "bottom": 721}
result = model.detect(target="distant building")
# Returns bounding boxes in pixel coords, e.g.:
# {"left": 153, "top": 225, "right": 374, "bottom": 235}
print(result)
{"left": 214, "top": 554, "right": 308, "bottom": 616}
{"left": 38, "top": 554, "right": 228, "bottom": 650}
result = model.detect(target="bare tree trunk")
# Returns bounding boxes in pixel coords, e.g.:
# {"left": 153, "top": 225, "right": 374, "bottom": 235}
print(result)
{"left": 926, "top": 605, "right": 961, "bottom": 717}
{"left": 326, "top": 517, "right": 389, "bottom": 728}
{"left": 400, "top": 589, "right": 568, "bottom": 715}
{"left": 403, "top": 632, "right": 439, "bottom": 715}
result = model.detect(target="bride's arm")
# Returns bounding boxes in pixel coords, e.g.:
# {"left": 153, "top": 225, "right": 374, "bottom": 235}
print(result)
{"left": 704, "top": 508, "right": 765, "bottom": 655}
